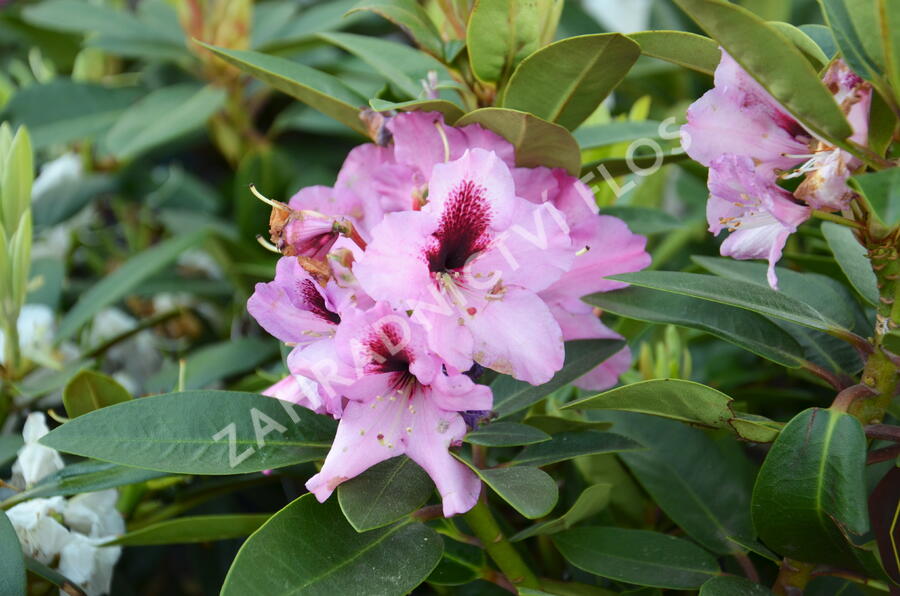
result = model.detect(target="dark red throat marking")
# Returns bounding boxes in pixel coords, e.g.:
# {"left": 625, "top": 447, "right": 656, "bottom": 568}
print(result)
{"left": 298, "top": 279, "right": 341, "bottom": 324}
{"left": 426, "top": 180, "right": 491, "bottom": 273}
{"left": 366, "top": 324, "right": 413, "bottom": 377}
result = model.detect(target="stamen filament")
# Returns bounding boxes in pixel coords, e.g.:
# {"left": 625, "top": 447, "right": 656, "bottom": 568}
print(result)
{"left": 249, "top": 184, "right": 289, "bottom": 211}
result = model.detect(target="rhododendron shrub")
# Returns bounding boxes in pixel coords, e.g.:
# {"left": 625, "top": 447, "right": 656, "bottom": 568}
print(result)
{"left": 4, "top": 0, "right": 900, "bottom": 595}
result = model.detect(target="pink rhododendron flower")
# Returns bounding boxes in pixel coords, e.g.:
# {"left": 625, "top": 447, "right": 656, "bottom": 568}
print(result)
{"left": 682, "top": 52, "right": 871, "bottom": 288}
{"left": 246, "top": 110, "right": 651, "bottom": 515}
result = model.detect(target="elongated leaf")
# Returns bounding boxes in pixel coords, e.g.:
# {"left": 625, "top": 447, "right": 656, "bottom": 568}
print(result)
{"left": 510, "top": 431, "right": 642, "bottom": 468}
{"left": 348, "top": 0, "right": 444, "bottom": 59}
{"left": 63, "top": 370, "right": 131, "bottom": 418}
{"left": 799, "top": 24, "right": 837, "bottom": 58}
{"left": 427, "top": 538, "right": 485, "bottom": 586}
{"left": 319, "top": 32, "right": 453, "bottom": 100}
{"left": 56, "top": 230, "right": 207, "bottom": 341}
{"left": 582, "top": 150, "right": 689, "bottom": 178}
{"left": 627, "top": 30, "right": 720, "bottom": 75}
{"left": 609, "top": 271, "right": 845, "bottom": 333}
{"left": 769, "top": 21, "right": 828, "bottom": 67}
{"left": 565, "top": 379, "right": 734, "bottom": 429}
{"left": 729, "top": 414, "right": 782, "bottom": 443}
{"left": 574, "top": 121, "right": 664, "bottom": 149}
{"left": 822, "top": 222, "right": 878, "bottom": 306}
{"left": 466, "top": 0, "right": 543, "bottom": 83}
{"left": 553, "top": 527, "right": 720, "bottom": 589}
{"left": 0, "top": 435, "right": 23, "bottom": 467}
{"left": 24, "top": 558, "right": 85, "bottom": 595}
{"left": 879, "top": 0, "right": 900, "bottom": 106}
{"left": 592, "top": 412, "right": 757, "bottom": 555}
{"left": 700, "top": 576, "right": 773, "bottom": 595}
{"left": 674, "top": 0, "right": 852, "bottom": 144}
{"left": 819, "top": 0, "right": 883, "bottom": 83}
{"left": 3, "top": 461, "right": 165, "bottom": 507}
{"left": 23, "top": 0, "right": 181, "bottom": 42}
{"left": 492, "top": 339, "right": 625, "bottom": 418}
{"left": 105, "top": 514, "right": 270, "bottom": 546}
{"left": 255, "top": 0, "right": 363, "bottom": 49}
{"left": 201, "top": 44, "right": 369, "bottom": 136}
{"left": 146, "top": 338, "right": 279, "bottom": 393}
{"left": 455, "top": 108, "right": 581, "bottom": 176}
{"left": 511, "top": 484, "right": 611, "bottom": 541}
{"left": 476, "top": 466, "right": 558, "bottom": 519}
{"left": 752, "top": 408, "right": 871, "bottom": 569}
{"left": 369, "top": 98, "right": 464, "bottom": 123}
{"left": 0, "top": 511, "right": 25, "bottom": 596}
{"left": 40, "top": 391, "right": 336, "bottom": 475}
{"left": 502, "top": 34, "right": 640, "bottom": 130}
{"left": 586, "top": 287, "right": 805, "bottom": 368}
{"left": 465, "top": 422, "right": 550, "bottom": 447}
{"left": 600, "top": 206, "right": 683, "bottom": 237}
{"left": 337, "top": 456, "right": 433, "bottom": 532}
{"left": 221, "top": 495, "right": 442, "bottom": 595}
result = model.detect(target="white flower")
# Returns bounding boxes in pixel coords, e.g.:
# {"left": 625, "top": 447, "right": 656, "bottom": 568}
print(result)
{"left": 0, "top": 304, "right": 56, "bottom": 368}
{"left": 87, "top": 308, "right": 136, "bottom": 347}
{"left": 583, "top": 0, "right": 652, "bottom": 33}
{"left": 6, "top": 497, "right": 70, "bottom": 565}
{"left": 64, "top": 490, "right": 125, "bottom": 539}
{"left": 58, "top": 533, "right": 121, "bottom": 596}
{"left": 31, "top": 153, "right": 83, "bottom": 202}
{"left": 11, "top": 412, "right": 64, "bottom": 488}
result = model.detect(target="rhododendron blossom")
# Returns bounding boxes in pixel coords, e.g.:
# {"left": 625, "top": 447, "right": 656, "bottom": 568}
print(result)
{"left": 682, "top": 52, "right": 871, "bottom": 288}
{"left": 247, "top": 111, "right": 650, "bottom": 515}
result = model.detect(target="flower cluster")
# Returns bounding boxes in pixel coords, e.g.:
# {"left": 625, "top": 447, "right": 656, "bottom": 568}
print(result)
{"left": 248, "top": 111, "right": 649, "bottom": 516}
{"left": 681, "top": 52, "right": 871, "bottom": 288}
{"left": 5, "top": 414, "right": 124, "bottom": 596}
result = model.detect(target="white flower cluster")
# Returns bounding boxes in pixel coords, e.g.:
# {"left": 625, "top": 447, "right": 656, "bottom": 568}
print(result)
{"left": 5, "top": 413, "right": 124, "bottom": 595}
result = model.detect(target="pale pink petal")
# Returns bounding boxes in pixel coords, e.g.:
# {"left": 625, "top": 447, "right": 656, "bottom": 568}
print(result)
{"left": 574, "top": 347, "right": 632, "bottom": 392}
{"left": 429, "top": 371, "right": 493, "bottom": 412}
{"left": 262, "top": 373, "right": 330, "bottom": 415}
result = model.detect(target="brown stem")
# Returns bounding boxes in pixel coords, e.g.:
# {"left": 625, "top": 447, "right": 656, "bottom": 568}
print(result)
{"left": 411, "top": 504, "right": 444, "bottom": 522}
{"left": 735, "top": 551, "right": 761, "bottom": 583}
{"left": 481, "top": 568, "right": 516, "bottom": 594}
{"left": 831, "top": 384, "right": 877, "bottom": 412}
{"left": 867, "top": 443, "right": 900, "bottom": 465}
{"left": 772, "top": 558, "right": 815, "bottom": 595}
{"left": 864, "top": 423, "right": 900, "bottom": 442}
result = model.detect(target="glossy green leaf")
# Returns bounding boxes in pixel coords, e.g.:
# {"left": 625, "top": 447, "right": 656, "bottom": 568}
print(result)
{"left": 201, "top": 44, "right": 369, "bottom": 136}
{"left": 574, "top": 121, "right": 664, "bottom": 150}
{"left": 221, "top": 495, "right": 442, "bottom": 595}
{"left": 822, "top": 222, "right": 878, "bottom": 306}
{"left": 0, "top": 510, "right": 25, "bottom": 596}
{"left": 427, "top": 538, "right": 485, "bottom": 586}
{"left": 674, "top": 0, "right": 852, "bottom": 144}
{"left": 819, "top": 0, "right": 883, "bottom": 84}
{"left": 466, "top": 0, "right": 543, "bottom": 83}
{"left": 768, "top": 22, "right": 828, "bottom": 67}
{"left": 609, "top": 271, "right": 846, "bottom": 334}
{"left": 465, "top": 422, "right": 550, "bottom": 447}
{"left": 627, "top": 31, "right": 720, "bottom": 75}
{"left": 553, "top": 527, "right": 720, "bottom": 589}
{"left": 348, "top": 0, "right": 444, "bottom": 58}
{"left": 319, "top": 32, "right": 453, "bottom": 100}
{"left": 2, "top": 460, "right": 166, "bottom": 507}
{"left": 729, "top": 414, "right": 782, "bottom": 443}
{"left": 850, "top": 168, "right": 900, "bottom": 226}
{"left": 581, "top": 150, "right": 689, "bottom": 178}
{"left": 104, "top": 514, "right": 270, "bottom": 546}
{"left": 63, "top": 369, "right": 131, "bottom": 418}
{"left": 700, "top": 576, "right": 773, "bottom": 595}
{"left": 799, "top": 24, "right": 837, "bottom": 58}
{"left": 492, "top": 339, "right": 625, "bottom": 417}
{"left": 521, "top": 416, "right": 611, "bottom": 435}
{"left": 879, "top": 0, "right": 900, "bottom": 105}
{"left": 565, "top": 379, "right": 734, "bottom": 429}
{"left": 146, "top": 338, "right": 279, "bottom": 393}
{"left": 104, "top": 84, "right": 225, "bottom": 159}
{"left": 503, "top": 34, "right": 640, "bottom": 130}
{"left": 752, "top": 408, "right": 870, "bottom": 568}
{"left": 455, "top": 108, "right": 582, "bottom": 176}
{"left": 459, "top": 461, "right": 558, "bottom": 519}
{"left": 592, "top": 412, "right": 757, "bottom": 555}
{"left": 586, "top": 286, "right": 806, "bottom": 368}
{"left": 0, "top": 435, "right": 23, "bottom": 468}
{"left": 56, "top": 230, "right": 208, "bottom": 341}
{"left": 510, "top": 431, "right": 642, "bottom": 468}
{"left": 738, "top": 0, "right": 791, "bottom": 20}
{"left": 369, "top": 98, "right": 464, "bottom": 123}
{"left": 511, "top": 484, "right": 611, "bottom": 541}
{"left": 254, "top": 0, "right": 363, "bottom": 50}
{"left": 40, "top": 391, "right": 336, "bottom": 475}
{"left": 337, "top": 456, "right": 434, "bottom": 532}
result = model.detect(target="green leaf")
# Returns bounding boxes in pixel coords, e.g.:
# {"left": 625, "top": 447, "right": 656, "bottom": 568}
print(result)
{"left": 2, "top": 461, "right": 165, "bottom": 507}
{"left": 492, "top": 339, "right": 625, "bottom": 418}
{"left": 221, "top": 494, "right": 442, "bottom": 595}
{"left": 799, "top": 24, "right": 838, "bottom": 58}
{"left": 574, "top": 121, "right": 665, "bottom": 150}
{"left": 466, "top": 0, "right": 543, "bottom": 83}
{"left": 564, "top": 379, "right": 734, "bottom": 429}
{"left": 477, "top": 466, "right": 558, "bottom": 519}
{"left": 0, "top": 511, "right": 25, "bottom": 596}
{"left": 502, "top": 34, "right": 640, "bottom": 131}
{"left": 369, "top": 98, "right": 464, "bottom": 123}
{"left": 40, "top": 391, "right": 336, "bottom": 475}
{"left": 201, "top": 44, "right": 369, "bottom": 136}
{"left": 511, "top": 484, "right": 612, "bottom": 541}
{"left": 591, "top": 412, "right": 757, "bottom": 555}
{"left": 553, "top": 527, "right": 720, "bottom": 589}
{"left": 56, "top": 230, "right": 208, "bottom": 342}
{"left": 104, "top": 514, "right": 270, "bottom": 546}
{"left": 673, "top": 0, "right": 852, "bottom": 144}
{"left": 768, "top": 22, "right": 828, "bottom": 67}
{"left": 104, "top": 83, "right": 226, "bottom": 160}
{"left": 427, "top": 538, "right": 485, "bottom": 586}
{"left": 0, "top": 435, "right": 23, "bottom": 468}
{"left": 581, "top": 150, "right": 689, "bottom": 178}
{"left": 319, "top": 32, "right": 453, "bottom": 100}
{"left": 337, "top": 456, "right": 434, "bottom": 532}
{"left": 348, "top": 0, "right": 445, "bottom": 59}
{"left": 521, "top": 416, "right": 611, "bottom": 435}
{"left": 879, "top": 0, "right": 900, "bottom": 105}
{"left": 62, "top": 369, "right": 131, "bottom": 418}
{"left": 700, "top": 576, "right": 773, "bottom": 595}
{"left": 146, "top": 338, "right": 279, "bottom": 393}
{"left": 627, "top": 31, "right": 720, "bottom": 75}
{"left": 24, "top": 557, "right": 86, "bottom": 595}
{"left": 751, "top": 408, "right": 871, "bottom": 569}
{"left": 510, "top": 431, "right": 642, "bottom": 468}
{"left": 586, "top": 287, "right": 806, "bottom": 368}
{"left": 821, "top": 222, "right": 878, "bottom": 306}
{"left": 729, "top": 413, "right": 782, "bottom": 443}
{"left": 0, "top": 127, "right": 33, "bottom": 240}
{"left": 465, "top": 422, "right": 550, "bottom": 447}
{"left": 254, "top": 0, "right": 364, "bottom": 50}
{"left": 23, "top": 0, "right": 181, "bottom": 41}
{"left": 850, "top": 168, "right": 900, "bottom": 226}
{"left": 609, "top": 271, "right": 847, "bottom": 334}
{"left": 819, "top": 0, "right": 884, "bottom": 84}
{"left": 455, "top": 108, "right": 582, "bottom": 176}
